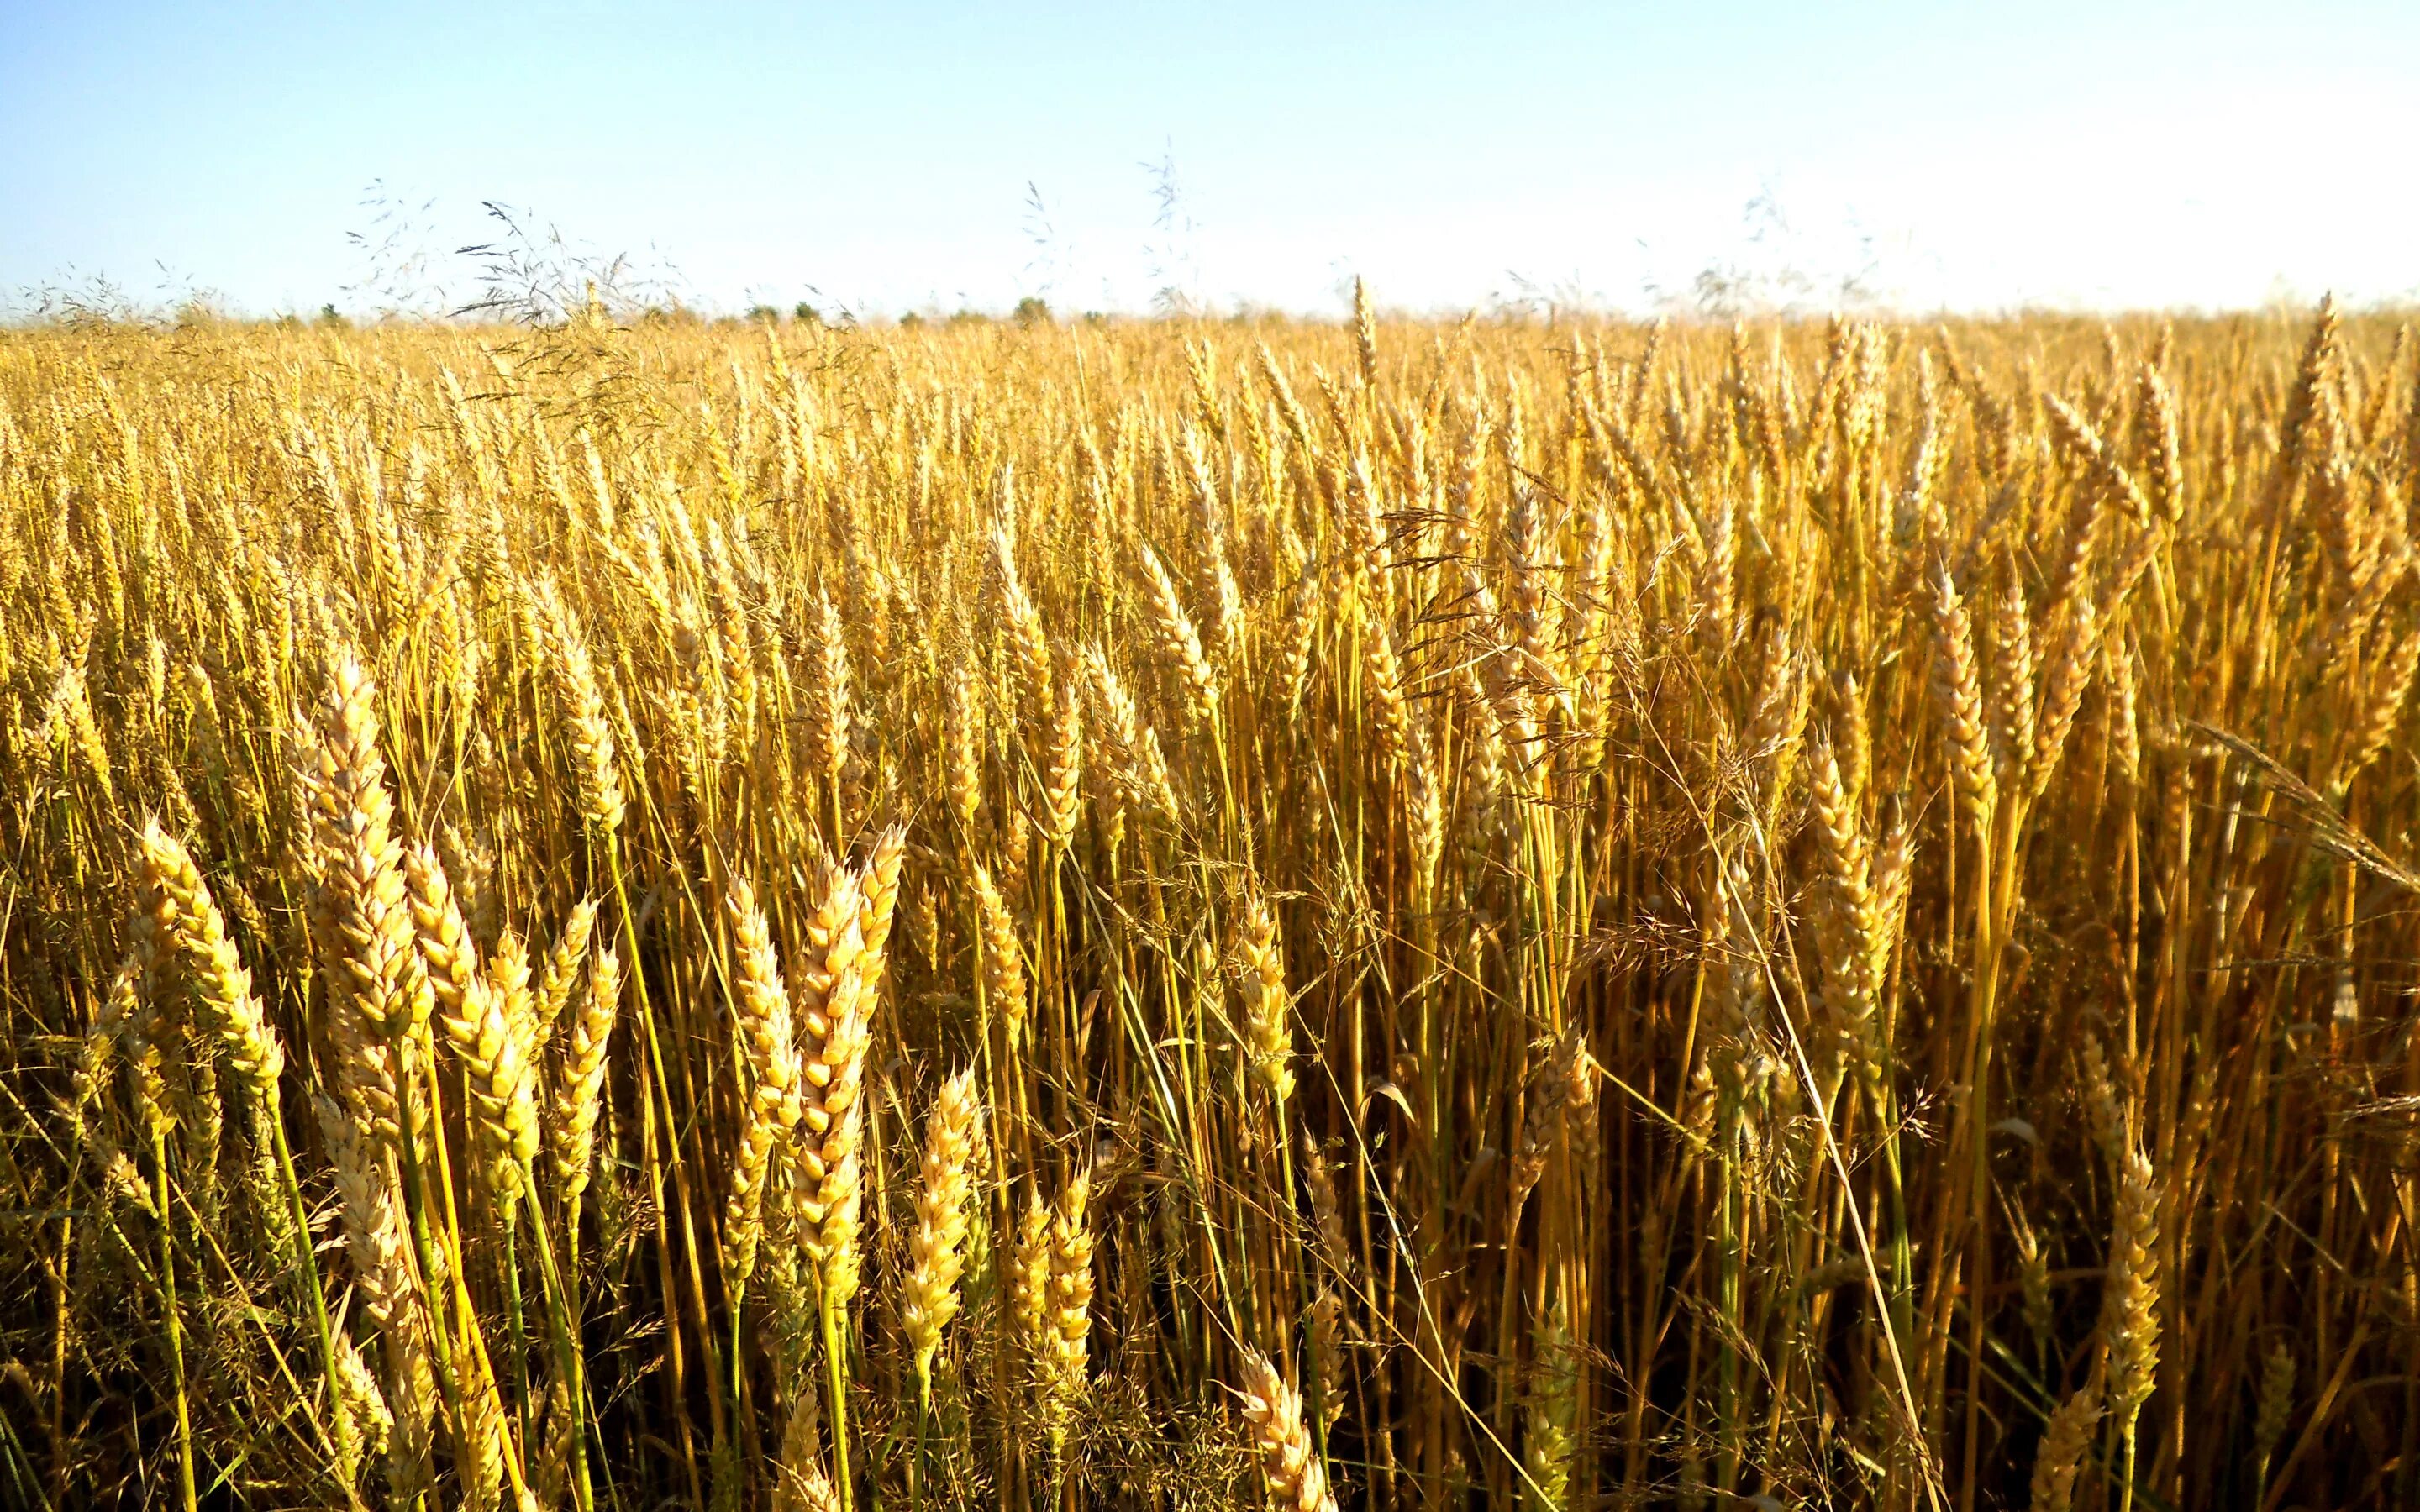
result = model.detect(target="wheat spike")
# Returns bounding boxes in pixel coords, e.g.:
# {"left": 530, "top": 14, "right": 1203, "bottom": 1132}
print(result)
{"left": 793, "top": 860, "right": 877, "bottom": 1303}
{"left": 1236, "top": 1348, "right": 1336, "bottom": 1512}
{"left": 1237, "top": 890, "right": 1293, "bottom": 1102}
{"left": 316, "top": 1095, "right": 435, "bottom": 1499}
{"left": 2105, "top": 1144, "right": 2162, "bottom": 1420}
{"left": 552, "top": 944, "right": 619, "bottom": 1207}
{"left": 2254, "top": 1340, "right": 2296, "bottom": 1483}
{"left": 902, "top": 1065, "right": 986, "bottom": 1390}
{"left": 534, "top": 580, "right": 628, "bottom": 837}
{"left": 137, "top": 820, "right": 285, "bottom": 1104}
{"left": 302, "top": 648, "right": 427, "bottom": 1153}
{"left": 1030, "top": 1167, "right": 1094, "bottom": 1454}
{"left": 972, "top": 862, "right": 1029, "bottom": 1055}
{"left": 723, "top": 874, "right": 801, "bottom": 1295}
{"left": 2027, "top": 1381, "right": 2103, "bottom": 1512}
{"left": 1929, "top": 562, "right": 1999, "bottom": 828}
{"left": 531, "top": 897, "right": 597, "bottom": 1063}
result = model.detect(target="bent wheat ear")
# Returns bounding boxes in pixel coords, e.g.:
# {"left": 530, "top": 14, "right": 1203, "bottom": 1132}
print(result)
{"left": 138, "top": 820, "right": 285, "bottom": 1103}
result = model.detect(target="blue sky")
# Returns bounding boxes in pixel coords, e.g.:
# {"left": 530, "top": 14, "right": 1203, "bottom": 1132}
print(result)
{"left": 4, "top": 2, "right": 2415, "bottom": 318}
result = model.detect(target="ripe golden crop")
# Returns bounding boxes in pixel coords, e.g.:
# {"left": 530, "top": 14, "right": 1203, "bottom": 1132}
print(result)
{"left": 2, "top": 297, "right": 2412, "bottom": 1509}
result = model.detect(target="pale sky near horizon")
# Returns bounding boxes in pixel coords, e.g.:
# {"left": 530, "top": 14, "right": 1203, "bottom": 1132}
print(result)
{"left": 4, "top": 2, "right": 2415, "bottom": 319}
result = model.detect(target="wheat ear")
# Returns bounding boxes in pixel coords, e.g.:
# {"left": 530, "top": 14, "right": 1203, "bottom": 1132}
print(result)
{"left": 137, "top": 820, "right": 286, "bottom": 1102}
{"left": 2104, "top": 1143, "right": 2161, "bottom": 1512}
{"left": 531, "top": 897, "right": 597, "bottom": 1063}
{"left": 552, "top": 944, "right": 620, "bottom": 1209}
{"left": 1039, "top": 1167, "right": 1095, "bottom": 1455}
{"left": 317, "top": 1095, "right": 437, "bottom": 1499}
{"left": 304, "top": 648, "right": 427, "bottom": 1152}
{"left": 793, "top": 860, "right": 876, "bottom": 1301}
{"left": 1237, "top": 1348, "right": 1337, "bottom": 1512}
{"left": 1238, "top": 890, "right": 1294, "bottom": 1102}
{"left": 902, "top": 1065, "right": 986, "bottom": 1396}
{"left": 2027, "top": 1381, "right": 2103, "bottom": 1512}
{"left": 436, "top": 937, "right": 540, "bottom": 1210}
{"left": 972, "top": 862, "right": 1029, "bottom": 1056}
{"left": 1928, "top": 563, "right": 1998, "bottom": 832}
{"left": 722, "top": 874, "right": 800, "bottom": 1298}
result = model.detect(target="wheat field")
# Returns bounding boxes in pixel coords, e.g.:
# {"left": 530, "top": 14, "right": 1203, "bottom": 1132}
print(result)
{"left": 2, "top": 294, "right": 2414, "bottom": 1510}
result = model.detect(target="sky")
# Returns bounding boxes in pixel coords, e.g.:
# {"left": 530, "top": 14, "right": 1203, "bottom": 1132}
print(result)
{"left": 4, "top": 1, "right": 2417, "bottom": 320}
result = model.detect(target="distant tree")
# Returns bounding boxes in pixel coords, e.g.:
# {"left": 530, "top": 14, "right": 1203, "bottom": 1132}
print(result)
{"left": 1013, "top": 296, "right": 1051, "bottom": 328}
{"left": 747, "top": 303, "right": 782, "bottom": 325}
{"left": 948, "top": 308, "right": 989, "bottom": 328}
{"left": 318, "top": 303, "right": 349, "bottom": 328}
{"left": 897, "top": 312, "right": 924, "bottom": 330}
{"left": 794, "top": 302, "right": 823, "bottom": 326}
